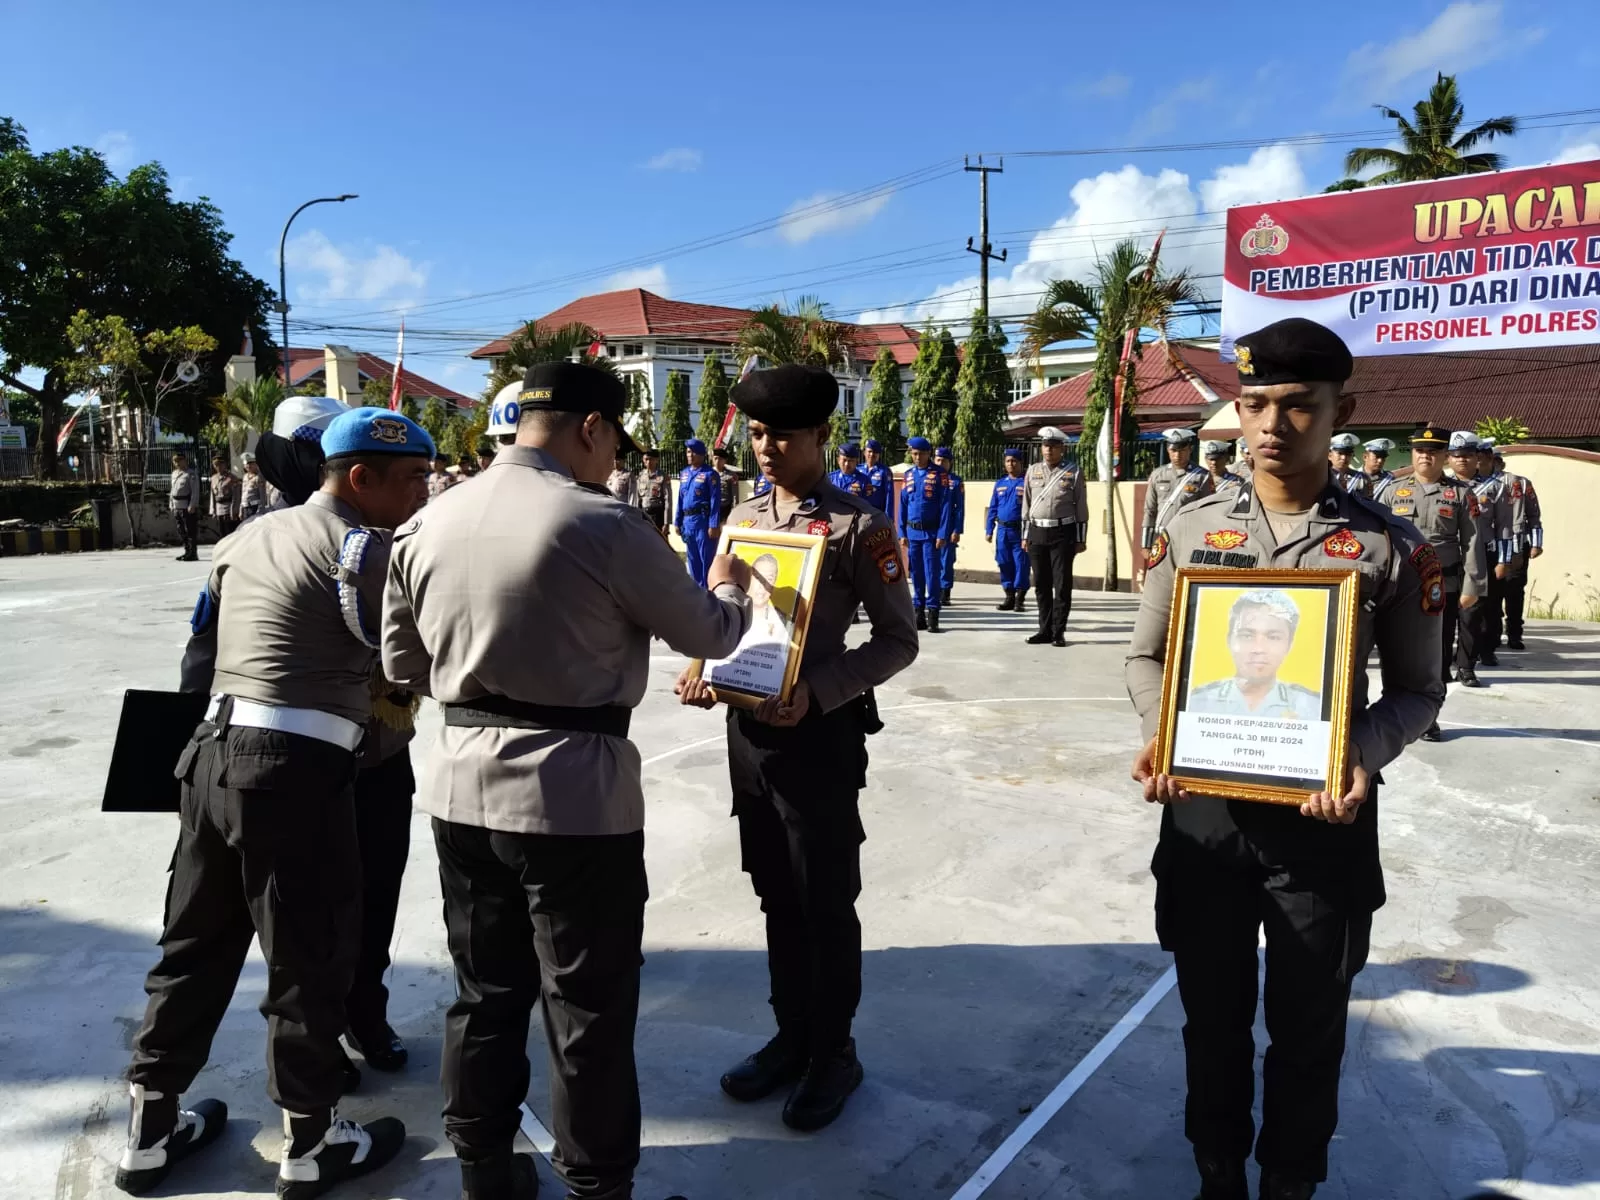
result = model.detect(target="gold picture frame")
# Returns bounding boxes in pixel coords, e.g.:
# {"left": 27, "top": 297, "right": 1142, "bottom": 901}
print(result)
{"left": 686, "top": 527, "right": 827, "bottom": 711}
{"left": 1154, "top": 568, "right": 1362, "bottom": 805}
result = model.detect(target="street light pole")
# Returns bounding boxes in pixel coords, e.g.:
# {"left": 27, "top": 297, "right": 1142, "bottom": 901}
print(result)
{"left": 275, "top": 194, "right": 358, "bottom": 387}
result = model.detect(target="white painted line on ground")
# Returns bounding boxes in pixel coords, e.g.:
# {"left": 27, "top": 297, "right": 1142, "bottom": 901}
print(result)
{"left": 948, "top": 964, "right": 1178, "bottom": 1199}
{"left": 1439, "top": 719, "right": 1599, "bottom": 751}
{"left": 518, "top": 1102, "right": 557, "bottom": 1158}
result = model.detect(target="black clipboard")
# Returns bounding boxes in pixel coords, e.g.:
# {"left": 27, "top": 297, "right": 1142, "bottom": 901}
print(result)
{"left": 101, "top": 690, "right": 210, "bottom": 813}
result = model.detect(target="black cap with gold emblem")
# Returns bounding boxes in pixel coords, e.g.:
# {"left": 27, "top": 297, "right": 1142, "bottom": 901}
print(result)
{"left": 521, "top": 361, "right": 638, "bottom": 455}
{"left": 730, "top": 364, "right": 839, "bottom": 429}
{"left": 1410, "top": 423, "right": 1450, "bottom": 449}
{"left": 1232, "top": 318, "right": 1354, "bottom": 387}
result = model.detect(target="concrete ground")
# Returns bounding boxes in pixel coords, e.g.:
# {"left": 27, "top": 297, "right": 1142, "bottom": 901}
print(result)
{"left": 2, "top": 547, "right": 1598, "bottom": 1200}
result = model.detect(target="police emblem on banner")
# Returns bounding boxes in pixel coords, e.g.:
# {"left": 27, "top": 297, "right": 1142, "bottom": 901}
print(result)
{"left": 1238, "top": 213, "right": 1290, "bottom": 258}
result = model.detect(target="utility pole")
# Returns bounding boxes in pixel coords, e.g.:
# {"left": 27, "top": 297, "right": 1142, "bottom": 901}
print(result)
{"left": 964, "top": 156, "right": 1007, "bottom": 316}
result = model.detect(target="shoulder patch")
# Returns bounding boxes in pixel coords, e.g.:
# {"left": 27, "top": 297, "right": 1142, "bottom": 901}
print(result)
{"left": 1148, "top": 531, "right": 1169, "bottom": 568}
{"left": 396, "top": 514, "right": 423, "bottom": 539}
{"left": 1411, "top": 543, "right": 1445, "bottom": 615}
{"left": 869, "top": 533, "right": 903, "bottom": 585}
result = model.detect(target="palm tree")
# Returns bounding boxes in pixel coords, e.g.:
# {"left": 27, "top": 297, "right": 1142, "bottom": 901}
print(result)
{"left": 1342, "top": 72, "right": 1517, "bottom": 185}
{"left": 734, "top": 295, "right": 855, "bottom": 370}
{"left": 218, "top": 375, "right": 285, "bottom": 436}
{"left": 483, "top": 320, "right": 615, "bottom": 400}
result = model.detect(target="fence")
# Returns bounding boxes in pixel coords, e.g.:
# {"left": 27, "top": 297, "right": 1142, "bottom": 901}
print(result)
{"left": 0, "top": 445, "right": 218, "bottom": 485}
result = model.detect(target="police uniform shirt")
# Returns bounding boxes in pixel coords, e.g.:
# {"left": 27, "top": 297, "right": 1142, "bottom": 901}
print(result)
{"left": 1188, "top": 677, "right": 1322, "bottom": 721}
{"left": 382, "top": 446, "right": 751, "bottom": 837}
{"left": 1021, "top": 459, "right": 1088, "bottom": 541}
{"left": 827, "top": 467, "right": 872, "bottom": 500}
{"left": 1366, "top": 471, "right": 1400, "bottom": 507}
{"left": 209, "top": 471, "right": 236, "bottom": 517}
{"left": 1504, "top": 471, "right": 1543, "bottom": 552}
{"left": 1387, "top": 479, "right": 1487, "bottom": 597}
{"left": 1470, "top": 473, "right": 1515, "bottom": 565}
{"left": 606, "top": 467, "right": 639, "bottom": 506}
{"left": 726, "top": 480, "right": 917, "bottom": 714}
{"left": 677, "top": 464, "right": 720, "bottom": 526}
{"left": 898, "top": 464, "right": 951, "bottom": 539}
{"left": 170, "top": 466, "right": 197, "bottom": 513}
{"left": 716, "top": 468, "right": 741, "bottom": 515}
{"left": 860, "top": 462, "right": 893, "bottom": 512}
{"left": 1331, "top": 465, "right": 1371, "bottom": 500}
{"left": 179, "top": 493, "right": 391, "bottom": 725}
{"left": 240, "top": 471, "right": 265, "bottom": 512}
{"left": 986, "top": 475, "right": 1026, "bottom": 533}
{"left": 1208, "top": 470, "right": 1247, "bottom": 498}
{"left": 1141, "top": 462, "right": 1212, "bottom": 548}
{"left": 635, "top": 465, "right": 673, "bottom": 521}
{"left": 1126, "top": 482, "right": 1445, "bottom": 898}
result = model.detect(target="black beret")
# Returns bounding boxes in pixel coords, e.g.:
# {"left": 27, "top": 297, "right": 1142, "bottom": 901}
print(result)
{"left": 1232, "top": 318, "right": 1353, "bottom": 387}
{"left": 729, "top": 364, "right": 838, "bottom": 429}
{"left": 521, "top": 361, "right": 637, "bottom": 454}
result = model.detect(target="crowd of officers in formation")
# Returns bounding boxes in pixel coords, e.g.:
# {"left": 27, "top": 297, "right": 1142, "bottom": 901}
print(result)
{"left": 118, "top": 316, "right": 1536, "bottom": 1200}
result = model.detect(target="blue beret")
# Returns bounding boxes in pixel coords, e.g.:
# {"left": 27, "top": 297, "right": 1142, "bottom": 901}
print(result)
{"left": 907, "top": 436, "right": 932, "bottom": 451}
{"left": 1004, "top": 447, "right": 1022, "bottom": 458}
{"left": 322, "top": 407, "right": 435, "bottom": 460}
{"left": 935, "top": 445, "right": 952, "bottom": 458}
{"left": 685, "top": 437, "right": 707, "bottom": 454}
{"left": 839, "top": 442, "right": 861, "bottom": 457}
{"left": 864, "top": 439, "right": 882, "bottom": 451}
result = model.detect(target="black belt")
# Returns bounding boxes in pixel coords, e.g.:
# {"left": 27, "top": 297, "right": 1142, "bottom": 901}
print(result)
{"left": 443, "top": 696, "right": 631, "bottom": 737}
{"left": 998, "top": 520, "right": 1020, "bottom": 528}
{"left": 907, "top": 520, "right": 936, "bottom": 532}
{"left": 682, "top": 506, "right": 709, "bottom": 517}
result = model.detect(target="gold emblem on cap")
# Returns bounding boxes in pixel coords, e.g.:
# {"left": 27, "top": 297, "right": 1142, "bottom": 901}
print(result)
{"left": 519, "top": 387, "right": 553, "bottom": 402}
{"left": 1239, "top": 213, "right": 1290, "bottom": 258}
{"left": 1236, "top": 345, "right": 1255, "bottom": 375}
{"left": 369, "top": 417, "right": 408, "bottom": 444}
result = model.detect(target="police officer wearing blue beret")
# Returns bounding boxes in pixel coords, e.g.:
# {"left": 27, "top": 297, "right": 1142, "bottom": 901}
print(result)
{"left": 934, "top": 446, "right": 965, "bottom": 604}
{"left": 859, "top": 439, "right": 892, "bottom": 513}
{"left": 828, "top": 442, "right": 872, "bottom": 499}
{"left": 985, "top": 448, "right": 1030, "bottom": 610}
{"left": 677, "top": 438, "right": 722, "bottom": 586}
{"left": 118, "top": 407, "right": 434, "bottom": 1197}
{"left": 898, "top": 436, "right": 953, "bottom": 631}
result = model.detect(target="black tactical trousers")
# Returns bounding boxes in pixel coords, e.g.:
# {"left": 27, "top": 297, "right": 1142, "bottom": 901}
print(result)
{"left": 128, "top": 725, "right": 361, "bottom": 1114}
{"left": 644, "top": 505, "right": 666, "bottom": 532}
{"left": 728, "top": 705, "right": 867, "bottom": 1053}
{"left": 1157, "top": 850, "right": 1372, "bottom": 1183}
{"left": 1439, "top": 589, "right": 1462, "bottom": 683}
{"left": 1028, "top": 530, "right": 1077, "bottom": 639}
{"left": 1505, "top": 569, "right": 1528, "bottom": 641}
{"left": 175, "top": 509, "right": 199, "bottom": 558}
{"left": 346, "top": 747, "right": 414, "bottom": 1040}
{"left": 433, "top": 820, "right": 646, "bottom": 1200}
{"left": 1456, "top": 593, "right": 1485, "bottom": 672}
{"left": 1482, "top": 572, "right": 1507, "bottom": 649}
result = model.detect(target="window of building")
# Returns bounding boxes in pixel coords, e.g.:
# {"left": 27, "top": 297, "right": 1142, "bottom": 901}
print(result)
{"left": 844, "top": 388, "right": 856, "bottom": 417}
{"left": 1009, "top": 376, "right": 1029, "bottom": 405}
{"left": 622, "top": 343, "right": 644, "bottom": 358}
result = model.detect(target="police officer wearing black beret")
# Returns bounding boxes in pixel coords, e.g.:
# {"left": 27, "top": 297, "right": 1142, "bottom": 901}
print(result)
{"left": 1128, "top": 318, "right": 1444, "bottom": 1200}
{"left": 676, "top": 364, "right": 918, "bottom": 1133}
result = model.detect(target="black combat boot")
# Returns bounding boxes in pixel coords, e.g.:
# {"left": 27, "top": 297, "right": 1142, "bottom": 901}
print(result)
{"left": 461, "top": 1152, "right": 539, "bottom": 1199}
{"left": 1191, "top": 1153, "right": 1247, "bottom": 1200}
{"left": 277, "top": 1108, "right": 406, "bottom": 1199}
{"left": 1478, "top": 649, "right": 1499, "bottom": 666}
{"left": 1014, "top": 592, "right": 1025, "bottom": 613}
{"left": 720, "top": 1033, "right": 808, "bottom": 1102}
{"left": 915, "top": 609, "right": 927, "bottom": 631}
{"left": 1422, "top": 722, "right": 1443, "bottom": 742}
{"left": 942, "top": 587, "right": 953, "bottom": 604}
{"left": 996, "top": 591, "right": 1015, "bottom": 611}
{"left": 781, "top": 1040, "right": 864, "bottom": 1132}
{"left": 1258, "top": 1169, "right": 1316, "bottom": 1200}
{"left": 114, "top": 1083, "right": 228, "bottom": 1196}
{"left": 1458, "top": 668, "right": 1483, "bottom": 687}
{"left": 927, "top": 609, "right": 941, "bottom": 633}
{"left": 348, "top": 1023, "right": 408, "bottom": 1073}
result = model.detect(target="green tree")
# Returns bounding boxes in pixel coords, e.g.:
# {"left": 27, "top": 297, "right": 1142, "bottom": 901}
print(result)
{"left": 695, "top": 355, "right": 730, "bottom": 443}
{"left": 624, "top": 372, "right": 656, "bottom": 451}
{"left": 953, "top": 311, "right": 1011, "bottom": 458}
{"left": 829, "top": 407, "right": 851, "bottom": 448}
{"left": 910, "top": 328, "right": 959, "bottom": 448}
{"left": 1476, "top": 416, "right": 1531, "bottom": 445}
{"left": 362, "top": 374, "right": 396, "bottom": 408}
{"left": 861, "top": 346, "right": 906, "bottom": 459}
{"left": 218, "top": 375, "right": 285, "bottom": 437}
{"left": 0, "top": 118, "right": 277, "bottom": 477}
{"left": 418, "top": 397, "right": 447, "bottom": 447}
{"left": 1343, "top": 73, "right": 1517, "bottom": 185}
{"left": 661, "top": 370, "right": 693, "bottom": 450}
{"left": 482, "top": 320, "right": 613, "bottom": 400}
{"left": 1323, "top": 177, "right": 1367, "bottom": 193}
{"left": 734, "top": 295, "right": 855, "bottom": 368}
{"left": 903, "top": 324, "right": 942, "bottom": 442}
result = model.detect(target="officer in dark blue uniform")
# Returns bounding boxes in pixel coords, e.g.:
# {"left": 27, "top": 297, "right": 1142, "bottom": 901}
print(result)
{"left": 828, "top": 443, "right": 872, "bottom": 500}
{"left": 985, "top": 448, "right": 1030, "bottom": 611}
{"left": 934, "top": 446, "right": 964, "bottom": 604}
{"left": 677, "top": 437, "right": 722, "bottom": 586}
{"left": 859, "top": 439, "right": 892, "bottom": 513}
{"left": 897, "top": 436, "right": 951, "bottom": 632}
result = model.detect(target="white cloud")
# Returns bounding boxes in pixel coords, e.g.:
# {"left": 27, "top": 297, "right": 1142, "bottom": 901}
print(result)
{"left": 1344, "top": 2, "right": 1544, "bottom": 101}
{"left": 94, "top": 131, "right": 136, "bottom": 172}
{"left": 603, "top": 264, "right": 671, "bottom": 295}
{"left": 777, "top": 190, "right": 890, "bottom": 244}
{"left": 1551, "top": 136, "right": 1600, "bottom": 166}
{"left": 643, "top": 147, "right": 703, "bottom": 172}
{"left": 284, "top": 230, "right": 428, "bottom": 306}
{"left": 861, "top": 145, "right": 1309, "bottom": 331}
{"left": 1081, "top": 72, "right": 1131, "bottom": 99}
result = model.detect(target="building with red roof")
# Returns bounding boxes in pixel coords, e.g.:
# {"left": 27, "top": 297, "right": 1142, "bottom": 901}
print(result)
{"left": 1007, "top": 341, "right": 1233, "bottom": 439}
{"left": 285, "top": 345, "right": 474, "bottom": 413}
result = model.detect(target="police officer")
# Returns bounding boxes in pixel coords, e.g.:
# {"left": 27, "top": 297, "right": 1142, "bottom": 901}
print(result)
{"left": 607, "top": 452, "right": 639, "bottom": 505}
{"left": 1327, "top": 432, "right": 1368, "bottom": 496}
{"left": 674, "top": 363, "right": 919, "bottom": 1134}
{"left": 1388, "top": 424, "right": 1486, "bottom": 737}
{"left": 1234, "top": 436, "right": 1254, "bottom": 484}
{"left": 713, "top": 444, "right": 743, "bottom": 523}
{"left": 1471, "top": 438, "right": 1517, "bottom": 660}
{"left": 239, "top": 454, "right": 265, "bottom": 519}
{"left": 1142, "top": 428, "right": 1212, "bottom": 555}
{"left": 985, "top": 448, "right": 1030, "bottom": 612}
{"left": 1448, "top": 431, "right": 1504, "bottom": 675}
{"left": 859, "top": 438, "right": 893, "bottom": 512}
{"left": 1021, "top": 426, "right": 1087, "bottom": 647}
{"left": 170, "top": 451, "right": 200, "bottom": 561}
{"left": 635, "top": 447, "right": 673, "bottom": 533}
{"left": 933, "top": 446, "right": 964, "bottom": 604}
{"left": 677, "top": 437, "right": 722, "bottom": 586}
{"left": 1187, "top": 590, "right": 1323, "bottom": 720}
{"left": 897, "top": 435, "right": 951, "bottom": 632}
{"left": 209, "top": 462, "right": 239, "bottom": 538}
{"left": 828, "top": 442, "right": 872, "bottom": 499}
{"left": 1361, "top": 439, "right": 1399, "bottom": 506}
{"left": 118, "top": 407, "right": 434, "bottom": 1198}
{"left": 1498, "top": 450, "right": 1541, "bottom": 650}
{"left": 1201, "top": 440, "right": 1246, "bottom": 496}
{"left": 383, "top": 362, "right": 751, "bottom": 1200}
{"left": 1128, "top": 318, "right": 1444, "bottom": 1200}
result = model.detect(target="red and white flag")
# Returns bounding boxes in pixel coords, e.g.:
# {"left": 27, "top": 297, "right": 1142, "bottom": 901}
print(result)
{"left": 56, "top": 404, "right": 85, "bottom": 454}
{"left": 714, "top": 355, "right": 759, "bottom": 448}
{"left": 388, "top": 318, "right": 406, "bottom": 411}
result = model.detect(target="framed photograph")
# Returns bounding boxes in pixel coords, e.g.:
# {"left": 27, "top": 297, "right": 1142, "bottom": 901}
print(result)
{"left": 686, "top": 527, "right": 827, "bottom": 710}
{"left": 1154, "top": 568, "right": 1362, "bottom": 805}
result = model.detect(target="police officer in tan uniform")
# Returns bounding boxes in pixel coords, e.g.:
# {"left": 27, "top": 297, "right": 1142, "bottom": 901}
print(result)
{"left": 606, "top": 452, "right": 639, "bottom": 505}
{"left": 635, "top": 447, "right": 673, "bottom": 534}
{"left": 1497, "top": 449, "right": 1542, "bottom": 650}
{"left": 1469, "top": 436, "right": 1516, "bottom": 663}
{"left": 383, "top": 362, "right": 750, "bottom": 1200}
{"left": 1201, "top": 440, "right": 1246, "bottom": 497}
{"left": 675, "top": 364, "right": 919, "bottom": 1134}
{"left": 170, "top": 452, "right": 200, "bottom": 561}
{"left": 1327, "top": 432, "right": 1368, "bottom": 498}
{"left": 1389, "top": 426, "right": 1488, "bottom": 724}
{"left": 1142, "top": 428, "right": 1213, "bottom": 554}
{"left": 1020, "top": 426, "right": 1087, "bottom": 647}
{"left": 1128, "top": 318, "right": 1443, "bottom": 1200}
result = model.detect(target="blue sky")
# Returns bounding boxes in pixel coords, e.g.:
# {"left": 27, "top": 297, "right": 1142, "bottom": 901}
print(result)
{"left": 5, "top": 0, "right": 1598, "bottom": 396}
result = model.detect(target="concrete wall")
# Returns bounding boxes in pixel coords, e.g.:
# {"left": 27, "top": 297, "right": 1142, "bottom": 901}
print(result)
{"left": 947, "top": 477, "right": 1143, "bottom": 591}
{"left": 1500, "top": 445, "right": 1598, "bottom": 619}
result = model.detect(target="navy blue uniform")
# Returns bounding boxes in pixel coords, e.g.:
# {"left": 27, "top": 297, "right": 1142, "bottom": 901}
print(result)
{"left": 859, "top": 462, "right": 892, "bottom": 513}
{"left": 940, "top": 470, "right": 965, "bottom": 591}
{"left": 985, "top": 475, "right": 1030, "bottom": 593}
{"left": 677, "top": 464, "right": 721, "bottom": 586}
{"left": 827, "top": 467, "right": 873, "bottom": 502}
{"left": 897, "top": 465, "right": 952, "bottom": 612}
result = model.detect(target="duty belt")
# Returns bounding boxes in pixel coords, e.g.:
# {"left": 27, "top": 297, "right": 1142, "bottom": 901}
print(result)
{"left": 1030, "top": 517, "right": 1069, "bottom": 528}
{"left": 443, "top": 695, "right": 632, "bottom": 738}
{"left": 682, "top": 506, "right": 709, "bottom": 517}
{"left": 206, "top": 694, "right": 364, "bottom": 752}
{"left": 997, "top": 519, "right": 1020, "bottom": 528}
{"left": 906, "top": 519, "right": 937, "bottom": 532}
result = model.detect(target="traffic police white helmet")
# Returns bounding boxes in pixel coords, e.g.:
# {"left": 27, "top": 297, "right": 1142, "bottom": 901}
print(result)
{"left": 270, "top": 394, "right": 347, "bottom": 442}
{"left": 1329, "top": 432, "right": 1362, "bottom": 451}
{"left": 487, "top": 380, "right": 522, "bottom": 437}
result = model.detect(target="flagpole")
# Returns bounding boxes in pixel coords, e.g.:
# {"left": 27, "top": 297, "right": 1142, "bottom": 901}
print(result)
{"left": 388, "top": 319, "right": 406, "bottom": 411}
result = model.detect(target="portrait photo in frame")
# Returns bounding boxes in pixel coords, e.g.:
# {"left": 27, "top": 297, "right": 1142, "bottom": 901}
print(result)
{"left": 687, "top": 527, "right": 827, "bottom": 710}
{"left": 1154, "top": 568, "right": 1362, "bottom": 805}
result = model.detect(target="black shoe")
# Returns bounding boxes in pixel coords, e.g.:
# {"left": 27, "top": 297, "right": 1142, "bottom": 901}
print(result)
{"left": 114, "top": 1085, "right": 227, "bottom": 1196}
{"left": 1479, "top": 651, "right": 1499, "bottom": 666}
{"left": 1192, "top": 1153, "right": 1247, "bottom": 1200}
{"left": 1259, "top": 1170, "right": 1317, "bottom": 1200}
{"left": 1459, "top": 670, "right": 1483, "bottom": 688}
{"left": 915, "top": 609, "right": 927, "bottom": 631}
{"left": 277, "top": 1112, "right": 406, "bottom": 1199}
{"left": 1422, "top": 723, "right": 1442, "bottom": 742}
{"left": 720, "top": 1034, "right": 807, "bottom": 1102}
{"left": 348, "top": 1025, "right": 408, "bottom": 1073}
{"left": 1025, "top": 631, "right": 1052, "bottom": 645}
{"left": 340, "top": 1050, "right": 361, "bottom": 1094}
{"left": 1506, "top": 639, "right": 1526, "bottom": 650}
{"left": 941, "top": 587, "right": 952, "bottom": 604}
{"left": 1014, "top": 595, "right": 1025, "bottom": 613}
{"left": 927, "top": 610, "right": 940, "bottom": 633}
{"left": 782, "top": 1040, "right": 864, "bottom": 1132}
{"left": 1051, "top": 635, "right": 1066, "bottom": 647}
{"left": 996, "top": 592, "right": 1015, "bottom": 611}
{"left": 461, "top": 1152, "right": 539, "bottom": 1199}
